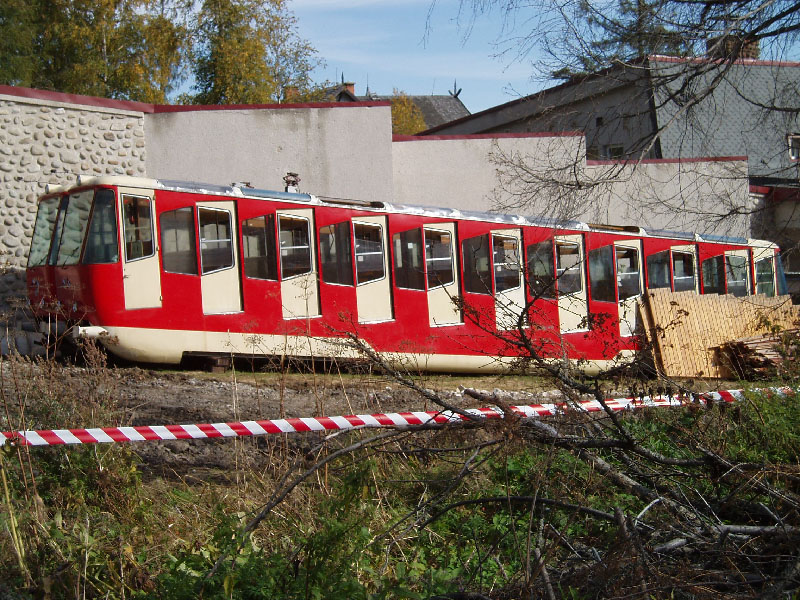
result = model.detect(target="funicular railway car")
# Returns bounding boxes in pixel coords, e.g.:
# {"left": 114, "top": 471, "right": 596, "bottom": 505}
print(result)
{"left": 26, "top": 175, "right": 786, "bottom": 372}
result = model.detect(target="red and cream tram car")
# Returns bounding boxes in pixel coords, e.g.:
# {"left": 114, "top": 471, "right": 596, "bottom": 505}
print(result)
{"left": 26, "top": 176, "right": 786, "bottom": 372}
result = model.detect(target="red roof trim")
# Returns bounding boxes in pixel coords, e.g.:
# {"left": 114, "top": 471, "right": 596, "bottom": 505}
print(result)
{"left": 0, "top": 84, "right": 156, "bottom": 112}
{"left": 587, "top": 155, "right": 747, "bottom": 166}
{"left": 0, "top": 85, "right": 391, "bottom": 114}
{"left": 153, "top": 101, "right": 390, "bottom": 113}
{"left": 650, "top": 54, "right": 800, "bottom": 68}
{"left": 750, "top": 185, "right": 773, "bottom": 195}
{"left": 394, "top": 131, "right": 583, "bottom": 142}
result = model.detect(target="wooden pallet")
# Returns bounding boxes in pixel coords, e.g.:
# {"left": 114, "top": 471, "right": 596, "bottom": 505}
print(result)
{"left": 638, "top": 289, "right": 800, "bottom": 378}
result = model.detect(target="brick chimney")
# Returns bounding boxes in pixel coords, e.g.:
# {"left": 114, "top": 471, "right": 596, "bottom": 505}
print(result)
{"left": 706, "top": 35, "right": 760, "bottom": 59}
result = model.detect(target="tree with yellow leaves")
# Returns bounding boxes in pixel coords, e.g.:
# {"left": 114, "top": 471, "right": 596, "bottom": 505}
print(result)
{"left": 391, "top": 90, "right": 427, "bottom": 135}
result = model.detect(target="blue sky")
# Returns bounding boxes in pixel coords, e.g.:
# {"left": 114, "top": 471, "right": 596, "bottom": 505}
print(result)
{"left": 290, "top": 0, "right": 541, "bottom": 113}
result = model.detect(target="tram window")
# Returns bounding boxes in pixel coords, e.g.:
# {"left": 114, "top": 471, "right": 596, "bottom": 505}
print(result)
{"left": 726, "top": 254, "right": 749, "bottom": 297}
{"left": 319, "top": 222, "right": 353, "bottom": 285}
{"left": 588, "top": 245, "right": 615, "bottom": 302}
{"left": 701, "top": 255, "right": 725, "bottom": 294}
{"left": 279, "top": 216, "right": 312, "bottom": 279}
{"left": 425, "top": 229, "right": 454, "bottom": 289}
{"left": 242, "top": 215, "right": 277, "bottom": 280}
{"left": 646, "top": 251, "right": 670, "bottom": 289}
{"left": 56, "top": 190, "right": 93, "bottom": 265}
{"left": 354, "top": 223, "right": 385, "bottom": 285}
{"left": 556, "top": 242, "right": 582, "bottom": 295}
{"left": 493, "top": 234, "right": 521, "bottom": 293}
{"left": 122, "top": 195, "right": 154, "bottom": 261}
{"left": 48, "top": 199, "right": 68, "bottom": 266}
{"left": 756, "top": 257, "right": 776, "bottom": 296}
{"left": 161, "top": 207, "right": 197, "bottom": 275}
{"left": 198, "top": 208, "right": 234, "bottom": 274}
{"left": 27, "top": 197, "right": 61, "bottom": 267}
{"left": 527, "top": 240, "right": 556, "bottom": 299}
{"left": 616, "top": 247, "right": 641, "bottom": 300}
{"left": 393, "top": 228, "right": 425, "bottom": 290}
{"left": 462, "top": 235, "right": 491, "bottom": 295}
{"left": 83, "top": 189, "right": 119, "bottom": 264}
{"left": 672, "top": 251, "right": 696, "bottom": 292}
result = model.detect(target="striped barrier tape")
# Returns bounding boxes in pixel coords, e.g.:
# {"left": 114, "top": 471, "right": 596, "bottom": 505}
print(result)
{"left": 0, "top": 387, "right": 790, "bottom": 448}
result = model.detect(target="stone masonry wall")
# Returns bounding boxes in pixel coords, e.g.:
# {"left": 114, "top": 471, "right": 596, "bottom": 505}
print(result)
{"left": 0, "top": 93, "right": 147, "bottom": 350}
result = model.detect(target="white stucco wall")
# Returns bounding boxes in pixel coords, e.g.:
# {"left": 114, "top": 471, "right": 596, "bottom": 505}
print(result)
{"left": 584, "top": 159, "right": 753, "bottom": 237}
{"left": 145, "top": 104, "right": 394, "bottom": 203}
{"left": 391, "top": 134, "right": 585, "bottom": 214}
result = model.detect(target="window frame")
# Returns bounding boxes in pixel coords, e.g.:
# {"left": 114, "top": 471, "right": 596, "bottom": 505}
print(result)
{"left": 160, "top": 206, "right": 198, "bottom": 276}
{"left": 83, "top": 188, "right": 119, "bottom": 265}
{"left": 353, "top": 221, "right": 386, "bottom": 286}
{"left": 319, "top": 221, "right": 354, "bottom": 286}
{"left": 615, "top": 245, "right": 642, "bottom": 301}
{"left": 55, "top": 190, "right": 94, "bottom": 266}
{"left": 121, "top": 194, "right": 155, "bottom": 263}
{"left": 671, "top": 250, "right": 696, "bottom": 292}
{"left": 392, "top": 228, "right": 426, "bottom": 291}
{"left": 555, "top": 240, "right": 583, "bottom": 297}
{"left": 27, "top": 196, "right": 62, "bottom": 268}
{"left": 789, "top": 134, "right": 800, "bottom": 161}
{"left": 462, "top": 234, "right": 492, "bottom": 295}
{"left": 242, "top": 214, "right": 278, "bottom": 281}
{"left": 278, "top": 214, "right": 313, "bottom": 281}
{"left": 526, "top": 239, "right": 556, "bottom": 300}
{"left": 198, "top": 206, "right": 235, "bottom": 275}
{"left": 492, "top": 233, "right": 522, "bottom": 293}
{"left": 424, "top": 227, "right": 455, "bottom": 290}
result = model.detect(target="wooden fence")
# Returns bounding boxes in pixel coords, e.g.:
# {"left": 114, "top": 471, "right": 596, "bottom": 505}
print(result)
{"left": 638, "top": 289, "right": 800, "bottom": 378}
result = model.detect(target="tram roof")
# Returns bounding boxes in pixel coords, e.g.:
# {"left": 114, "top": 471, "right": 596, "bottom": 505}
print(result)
{"left": 56, "top": 175, "right": 772, "bottom": 249}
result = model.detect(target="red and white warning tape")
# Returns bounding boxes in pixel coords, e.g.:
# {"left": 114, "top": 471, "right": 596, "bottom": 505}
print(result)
{"left": 0, "top": 388, "right": 789, "bottom": 448}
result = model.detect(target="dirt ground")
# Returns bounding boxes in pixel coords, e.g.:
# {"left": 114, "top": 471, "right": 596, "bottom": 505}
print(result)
{"left": 111, "top": 364, "right": 565, "bottom": 479}
{"left": 1, "top": 357, "right": 734, "bottom": 480}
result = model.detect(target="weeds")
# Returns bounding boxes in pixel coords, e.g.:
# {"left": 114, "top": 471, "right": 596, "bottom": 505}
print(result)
{"left": 1, "top": 342, "right": 799, "bottom": 598}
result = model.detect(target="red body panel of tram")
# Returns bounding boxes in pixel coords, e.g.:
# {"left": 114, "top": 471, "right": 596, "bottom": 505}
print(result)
{"left": 25, "top": 177, "right": 785, "bottom": 371}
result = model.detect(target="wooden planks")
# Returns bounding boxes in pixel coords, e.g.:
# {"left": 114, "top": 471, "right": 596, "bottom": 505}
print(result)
{"left": 639, "top": 289, "right": 800, "bottom": 378}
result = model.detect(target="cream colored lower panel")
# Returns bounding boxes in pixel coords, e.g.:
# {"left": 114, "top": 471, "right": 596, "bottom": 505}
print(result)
{"left": 98, "top": 325, "right": 632, "bottom": 375}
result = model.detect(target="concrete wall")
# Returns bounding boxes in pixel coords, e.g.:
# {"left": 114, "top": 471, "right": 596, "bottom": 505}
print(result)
{"left": 392, "top": 135, "right": 753, "bottom": 239}
{"left": 391, "top": 133, "right": 586, "bottom": 213}
{"left": 145, "top": 104, "right": 393, "bottom": 202}
{"left": 584, "top": 159, "right": 753, "bottom": 237}
{"left": 0, "top": 91, "right": 147, "bottom": 331}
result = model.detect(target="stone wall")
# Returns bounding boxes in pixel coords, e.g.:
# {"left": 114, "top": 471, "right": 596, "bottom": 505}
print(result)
{"left": 0, "top": 92, "right": 147, "bottom": 334}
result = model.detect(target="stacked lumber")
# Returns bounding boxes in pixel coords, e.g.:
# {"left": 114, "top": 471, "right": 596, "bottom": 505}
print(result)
{"left": 638, "top": 289, "right": 800, "bottom": 378}
{"left": 717, "top": 330, "right": 798, "bottom": 379}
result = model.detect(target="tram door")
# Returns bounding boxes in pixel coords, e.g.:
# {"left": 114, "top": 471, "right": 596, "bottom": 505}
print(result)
{"left": 491, "top": 229, "right": 525, "bottom": 331}
{"left": 555, "top": 235, "right": 588, "bottom": 333}
{"left": 614, "top": 240, "right": 643, "bottom": 337}
{"left": 752, "top": 246, "right": 777, "bottom": 296}
{"left": 119, "top": 188, "right": 162, "bottom": 310}
{"left": 197, "top": 201, "right": 242, "bottom": 314}
{"left": 278, "top": 209, "right": 321, "bottom": 319}
{"left": 424, "top": 224, "right": 462, "bottom": 326}
{"left": 724, "top": 249, "right": 752, "bottom": 297}
{"left": 354, "top": 216, "right": 393, "bottom": 323}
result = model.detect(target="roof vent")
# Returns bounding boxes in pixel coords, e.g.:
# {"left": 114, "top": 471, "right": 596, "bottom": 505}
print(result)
{"left": 284, "top": 172, "right": 300, "bottom": 193}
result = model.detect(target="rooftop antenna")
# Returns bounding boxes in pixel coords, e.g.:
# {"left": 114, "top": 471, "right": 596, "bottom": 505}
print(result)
{"left": 449, "top": 79, "right": 462, "bottom": 98}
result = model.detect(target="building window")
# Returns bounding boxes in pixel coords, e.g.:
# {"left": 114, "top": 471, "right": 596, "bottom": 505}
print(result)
{"left": 605, "top": 145, "right": 624, "bottom": 159}
{"left": 789, "top": 135, "right": 800, "bottom": 161}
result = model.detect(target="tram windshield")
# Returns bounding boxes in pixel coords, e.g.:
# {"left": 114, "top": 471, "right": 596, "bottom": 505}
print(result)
{"left": 28, "top": 188, "right": 119, "bottom": 267}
